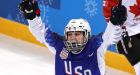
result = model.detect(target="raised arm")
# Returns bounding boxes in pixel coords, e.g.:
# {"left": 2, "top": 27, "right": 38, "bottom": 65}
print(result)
{"left": 102, "top": 0, "right": 127, "bottom": 48}
{"left": 19, "top": 0, "right": 64, "bottom": 54}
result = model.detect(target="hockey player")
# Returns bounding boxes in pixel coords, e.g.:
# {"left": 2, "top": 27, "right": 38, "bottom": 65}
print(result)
{"left": 19, "top": 0, "right": 122, "bottom": 75}
{"left": 103, "top": 0, "right": 140, "bottom": 75}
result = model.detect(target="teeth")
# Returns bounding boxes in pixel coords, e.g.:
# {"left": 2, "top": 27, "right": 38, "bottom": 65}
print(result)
{"left": 25, "top": 9, "right": 33, "bottom": 13}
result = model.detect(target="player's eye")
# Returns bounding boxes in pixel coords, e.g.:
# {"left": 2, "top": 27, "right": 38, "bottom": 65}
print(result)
{"left": 75, "top": 33, "right": 80, "bottom": 36}
{"left": 67, "top": 33, "right": 72, "bottom": 36}
{"left": 75, "top": 32, "right": 83, "bottom": 36}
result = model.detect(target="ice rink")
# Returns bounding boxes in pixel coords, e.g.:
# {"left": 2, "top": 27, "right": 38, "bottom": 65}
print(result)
{"left": 0, "top": 34, "right": 132, "bottom": 75}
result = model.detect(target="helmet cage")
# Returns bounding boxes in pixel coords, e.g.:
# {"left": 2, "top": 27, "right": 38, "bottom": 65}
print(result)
{"left": 64, "top": 19, "right": 91, "bottom": 54}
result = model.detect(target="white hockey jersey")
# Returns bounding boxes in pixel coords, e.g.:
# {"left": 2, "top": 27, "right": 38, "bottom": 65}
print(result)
{"left": 103, "top": 0, "right": 140, "bottom": 36}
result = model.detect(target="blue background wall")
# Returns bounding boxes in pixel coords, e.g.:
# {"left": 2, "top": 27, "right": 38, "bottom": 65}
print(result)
{"left": 0, "top": 0, "right": 116, "bottom": 51}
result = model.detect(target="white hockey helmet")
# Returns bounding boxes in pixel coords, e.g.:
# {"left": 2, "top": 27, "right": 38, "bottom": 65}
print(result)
{"left": 65, "top": 18, "right": 91, "bottom": 39}
{"left": 64, "top": 18, "right": 91, "bottom": 54}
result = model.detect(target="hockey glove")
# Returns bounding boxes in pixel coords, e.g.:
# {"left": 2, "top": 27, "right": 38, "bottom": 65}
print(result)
{"left": 19, "top": 0, "right": 40, "bottom": 20}
{"left": 110, "top": 0, "right": 127, "bottom": 25}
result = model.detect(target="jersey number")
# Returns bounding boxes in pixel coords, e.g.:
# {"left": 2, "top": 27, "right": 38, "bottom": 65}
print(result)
{"left": 64, "top": 61, "right": 92, "bottom": 75}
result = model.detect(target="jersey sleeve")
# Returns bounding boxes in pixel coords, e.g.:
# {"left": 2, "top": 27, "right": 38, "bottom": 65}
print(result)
{"left": 102, "top": 21, "right": 122, "bottom": 47}
{"left": 94, "top": 27, "right": 121, "bottom": 75}
{"left": 96, "top": 43, "right": 106, "bottom": 75}
{"left": 103, "top": 0, "right": 118, "bottom": 22}
{"left": 91, "top": 33, "right": 105, "bottom": 75}
{"left": 27, "top": 16, "right": 64, "bottom": 54}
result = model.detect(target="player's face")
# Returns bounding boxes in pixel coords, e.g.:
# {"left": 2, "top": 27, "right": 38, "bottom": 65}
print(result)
{"left": 67, "top": 31, "right": 85, "bottom": 44}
